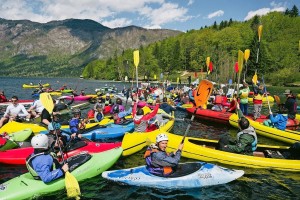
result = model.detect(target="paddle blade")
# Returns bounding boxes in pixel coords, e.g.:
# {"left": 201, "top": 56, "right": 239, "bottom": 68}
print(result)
{"left": 238, "top": 50, "right": 244, "bottom": 76}
{"left": 234, "top": 62, "right": 239, "bottom": 73}
{"left": 154, "top": 74, "right": 157, "bottom": 79}
{"left": 177, "top": 77, "right": 179, "bottom": 83}
{"left": 244, "top": 49, "right": 250, "bottom": 61}
{"left": 258, "top": 25, "right": 263, "bottom": 41}
{"left": 274, "top": 95, "right": 281, "bottom": 105}
{"left": 65, "top": 171, "right": 81, "bottom": 198}
{"left": 252, "top": 71, "right": 258, "bottom": 84}
{"left": 133, "top": 50, "right": 139, "bottom": 68}
{"left": 40, "top": 93, "right": 54, "bottom": 114}
{"left": 206, "top": 57, "right": 210, "bottom": 67}
{"left": 194, "top": 79, "right": 213, "bottom": 107}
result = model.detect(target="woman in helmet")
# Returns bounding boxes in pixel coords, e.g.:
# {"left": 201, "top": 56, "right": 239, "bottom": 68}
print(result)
{"left": 69, "top": 109, "right": 84, "bottom": 138}
{"left": 26, "top": 134, "right": 69, "bottom": 183}
{"left": 144, "top": 133, "right": 184, "bottom": 177}
{"left": 110, "top": 98, "right": 125, "bottom": 114}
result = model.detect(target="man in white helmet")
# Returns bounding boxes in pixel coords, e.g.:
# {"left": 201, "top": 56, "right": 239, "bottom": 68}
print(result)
{"left": 144, "top": 133, "right": 183, "bottom": 176}
{"left": 26, "top": 134, "right": 69, "bottom": 183}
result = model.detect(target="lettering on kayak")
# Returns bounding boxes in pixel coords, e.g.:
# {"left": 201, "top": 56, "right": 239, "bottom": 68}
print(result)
{"left": 95, "top": 131, "right": 107, "bottom": 134}
{"left": 118, "top": 176, "right": 140, "bottom": 181}
{"left": 197, "top": 173, "right": 212, "bottom": 179}
{"left": 0, "top": 183, "right": 8, "bottom": 191}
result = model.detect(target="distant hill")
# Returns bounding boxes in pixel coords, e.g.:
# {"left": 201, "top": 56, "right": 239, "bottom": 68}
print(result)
{"left": 0, "top": 18, "right": 181, "bottom": 77}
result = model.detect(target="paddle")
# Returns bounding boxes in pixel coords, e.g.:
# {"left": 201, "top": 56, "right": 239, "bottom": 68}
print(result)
{"left": 243, "top": 49, "right": 250, "bottom": 82}
{"left": 133, "top": 50, "right": 139, "bottom": 97}
{"left": 206, "top": 57, "right": 210, "bottom": 79}
{"left": 261, "top": 75, "right": 271, "bottom": 112}
{"left": 237, "top": 50, "right": 244, "bottom": 96}
{"left": 252, "top": 70, "right": 258, "bottom": 85}
{"left": 256, "top": 25, "right": 263, "bottom": 64}
{"left": 40, "top": 93, "right": 80, "bottom": 198}
{"left": 181, "top": 79, "right": 214, "bottom": 144}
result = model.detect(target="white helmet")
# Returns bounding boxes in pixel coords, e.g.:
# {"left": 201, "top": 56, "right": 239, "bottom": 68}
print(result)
{"left": 106, "top": 93, "right": 110, "bottom": 97}
{"left": 156, "top": 133, "right": 168, "bottom": 143}
{"left": 31, "top": 134, "right": 49, "bottom": 149}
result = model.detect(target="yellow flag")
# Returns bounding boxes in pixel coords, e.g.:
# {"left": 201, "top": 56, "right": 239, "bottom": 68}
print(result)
{"left": 252, "top": 71, "right": 258, "bottom": 84}
{"left": 258, "top": 25, "right": 263, "bottom": 42}
{"left": 154, "top": 74, "right": 157, "bottom": 79}
{"left": 133, "top": 50, "right": 139, "bottom": 68}
{"left": 244, "top": 49, "right": 250, "bottom": 62}
{"left": 177, "top": 77, "right": 179, "bottom": 83}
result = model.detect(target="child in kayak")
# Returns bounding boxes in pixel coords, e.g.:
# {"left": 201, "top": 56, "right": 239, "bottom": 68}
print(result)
{"left": 69, "top": 109, "right": 85, "bottom": 138}
{"left": 218, "top": 104, "right": 258, "bottom": 154}
{"left": 26, "top": 134, "right": 69, "bottom": 183}
{"left": 144, "top": 133, "right": 183, "bottom": 177}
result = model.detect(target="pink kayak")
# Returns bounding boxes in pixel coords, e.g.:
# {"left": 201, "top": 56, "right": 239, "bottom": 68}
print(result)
{"left": 0, "top": 140, "right": 121, "bottom": 165}
{"left": 64, "top": 95, "right": 91, "bottom": 101}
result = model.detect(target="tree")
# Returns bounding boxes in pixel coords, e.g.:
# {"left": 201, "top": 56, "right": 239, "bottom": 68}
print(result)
{"left": 213, "top": 21, "right": 217, "bottom": 29}
{"left": 290, "top": 5, "right": 299, "bottom": 17}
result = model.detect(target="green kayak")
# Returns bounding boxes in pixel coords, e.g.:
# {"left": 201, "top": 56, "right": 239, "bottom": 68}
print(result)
{"left": 0, "top": 147, "right": 122, "bottom": 199}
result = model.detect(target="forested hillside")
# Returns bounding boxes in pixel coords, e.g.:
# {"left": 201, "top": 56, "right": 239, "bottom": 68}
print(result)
{"left": 83, "top": 10, "right": 300, "bottom": 85}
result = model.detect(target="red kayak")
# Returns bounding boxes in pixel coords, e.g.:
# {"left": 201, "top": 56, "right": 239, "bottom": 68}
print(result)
{"left": 0, "top": 140, "right": 121, "bottom": 165}
{"left": 0, "top": 100, "right": 33, "bottom": 106}
{"left": 186, "top": 107, "right": 233, "bottom": 124}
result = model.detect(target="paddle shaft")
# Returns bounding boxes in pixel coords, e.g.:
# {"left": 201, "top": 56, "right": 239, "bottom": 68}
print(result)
{"left": 262, "top": 75, "right": 271, "bottom": 112}
{"left": 52, "top": 121, "right": 66, "bottom": 164}
{"left": 181, "top": 108, "right": 197, "bottom": 144}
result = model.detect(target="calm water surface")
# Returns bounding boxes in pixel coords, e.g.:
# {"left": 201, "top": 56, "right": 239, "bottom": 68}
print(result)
{"left": 0, "top": 77, "right": 300, "bottom": 200}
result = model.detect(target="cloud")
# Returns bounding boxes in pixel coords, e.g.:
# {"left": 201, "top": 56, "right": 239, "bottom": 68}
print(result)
{"left": 101, "top": 18, "right": 132, "bottom": 28}
{"left": 140, "top": 2, "right": 191, "bottom": 28}
{"left": 207, "top": 10, "right": 224, "bottom": 19}
{"left": 244, "top": 2, "right": 286, "bottom": 20}
{"left": 0, "top": 0, "right": 192, "bottom": 29}
{"left": 187, "top": 0, "right": 194, "bottom": 6}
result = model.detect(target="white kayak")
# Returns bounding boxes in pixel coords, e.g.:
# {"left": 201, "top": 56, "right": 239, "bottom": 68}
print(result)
{"left": 102, "top": 162, "right": 244, "bottom": 189}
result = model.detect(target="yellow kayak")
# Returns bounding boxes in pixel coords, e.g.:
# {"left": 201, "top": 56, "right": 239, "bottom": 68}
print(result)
{"left": 229, "top": 114, "right": 300, "bottom": 144}
{"left": 121, "top": 113, "right": 175, "bottom": 156}
{"left": 145, "top": 132, "right": 300, "bottom": 171}
{"left": 0, "top": 118, "right": 115, "bottom": 134}
{"left": 22, "top": 83, "right": 50, "bottom": 88}
{"left": 49, "top": 91, "right": 62, "bottom": 96}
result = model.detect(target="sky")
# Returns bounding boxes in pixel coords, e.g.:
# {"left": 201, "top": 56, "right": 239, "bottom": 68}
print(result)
{"left": 0, "top": 0, "right": 299, "bottom": 31}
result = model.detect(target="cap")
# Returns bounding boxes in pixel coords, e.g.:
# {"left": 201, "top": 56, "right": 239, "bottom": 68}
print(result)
{"left": 283, "top": 89, "right": 291, "bottom": 95}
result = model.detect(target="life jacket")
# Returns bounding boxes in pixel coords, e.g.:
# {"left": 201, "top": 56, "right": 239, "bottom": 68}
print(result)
{"left": 240, "top": 91, "right": 249, "bottom": 99}
{"left": 215, "top": 95, "right": 222, "bottom": 104}
{"left": 87, "top": 109, "right": 95, "bottom": 119}
{"left": 144, "top": 147, "right": 173, "bottom": 176}
{"left": 253, "top": 93, "right": 263, "bottom": 101}
{"left": 237, "top": 126, "right": 257, "bottom": 151}
{"left": 26, "top": 152, "right": 59, "bottom": 180}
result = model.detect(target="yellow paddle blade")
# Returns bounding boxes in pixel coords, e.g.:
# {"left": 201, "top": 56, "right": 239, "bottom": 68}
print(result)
{"left": 206, "top": 57, "right": 210, "bottom": 67}
{"left": 194, "top": 79, "right": 213, "bottom": 107}
{"left": 244, "top": 49, "right": 250, "bottom": 62}
{"left": 258, "top": 25, "right": 263, "bottom": 41}
{"left": 238, "top": 50, "right": 244, "bottom": 76}
{"left": 252, "top": 71, "right": 258, "bottom": 84}
{"left": 177, "top": 77, "right": 179, "bottom": 83}
{"left": 40, "top": 93, "right": 54, "bottom": 114}
{"left": 65, "top": 171, "right": 81, "bottom": 198}
{"left": 154, "top": 74, "right": 157, "bottom": 79}
{"left": 133, "top": 50, "right": 139, "bottom": 68}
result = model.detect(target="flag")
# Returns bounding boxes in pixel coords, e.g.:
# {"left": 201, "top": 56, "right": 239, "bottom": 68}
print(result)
{"left": 209, "top": 62, "right": 213, "bottom": 72}
{"left": 177, "top": 77, "right": 179, "bottom": 83}
{"left": 154, "top": 74, "right": 157, "bottom": 79}
{"left": 194, "top": 72, "right": 197, "bottom": 78}
{"left": 234, "top": 62, "right": 239, "bottom": 73}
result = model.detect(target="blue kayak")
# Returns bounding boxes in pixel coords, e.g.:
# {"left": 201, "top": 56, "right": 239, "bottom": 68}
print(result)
{"left": 40, "top": 122, "right": 134, "bottom": 140}
{"left": 102, "top": 162, "right": 244, "bottom": 189}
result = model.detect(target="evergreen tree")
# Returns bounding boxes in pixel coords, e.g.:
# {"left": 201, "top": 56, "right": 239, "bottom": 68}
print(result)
{"left": 228, "top": 18, "right": 233, "bottom": 26}
{"left": 213, "top": 21, "right": 217, "bottom": 29}
{"left": 285, "top": 8, "right": 290, "bottom": 16}
{"left": 290, "top": 5, "right": 299, "bottom": 17}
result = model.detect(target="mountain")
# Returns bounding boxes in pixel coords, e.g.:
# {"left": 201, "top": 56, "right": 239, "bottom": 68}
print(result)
{"left": 0, "top": 18, "right": 181, "bottom": 77}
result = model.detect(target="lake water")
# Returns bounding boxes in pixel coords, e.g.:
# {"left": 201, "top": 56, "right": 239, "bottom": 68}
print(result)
{"left": 0, "top": 77, "right": 300, "bottom": 200}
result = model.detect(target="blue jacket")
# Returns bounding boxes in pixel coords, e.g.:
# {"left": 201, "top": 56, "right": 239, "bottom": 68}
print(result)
{"left": 31, "top": 154, "right": 64, "bottom": 183}
{"left": 188, "top": 90, "right": 194, "bottom": 101}
{"left": 69, "top": 118, "right": 80, "bottom": 133}
{"left": 269, "top": 114, "right": 288, "bottom": 130}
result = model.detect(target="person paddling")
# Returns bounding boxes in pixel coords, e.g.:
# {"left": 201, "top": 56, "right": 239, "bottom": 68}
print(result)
{"left": 144, "top": 133, "right": 183, "bottom": 177}
{"left": 26, "top": 134, "right": 69, "bottom": 183}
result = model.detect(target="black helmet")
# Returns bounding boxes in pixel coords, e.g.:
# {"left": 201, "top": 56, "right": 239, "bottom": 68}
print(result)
{"left": 113, "top": 105, "right": 119, "bottom": 114}
{"left": 116, "top": 98, "right": 122, "bottom": 105}
{"left": 239, "top": 117, "right": 249, "bottom": 130}
{"left": 73, "top": 109, "right": 81, "bottom": 115}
